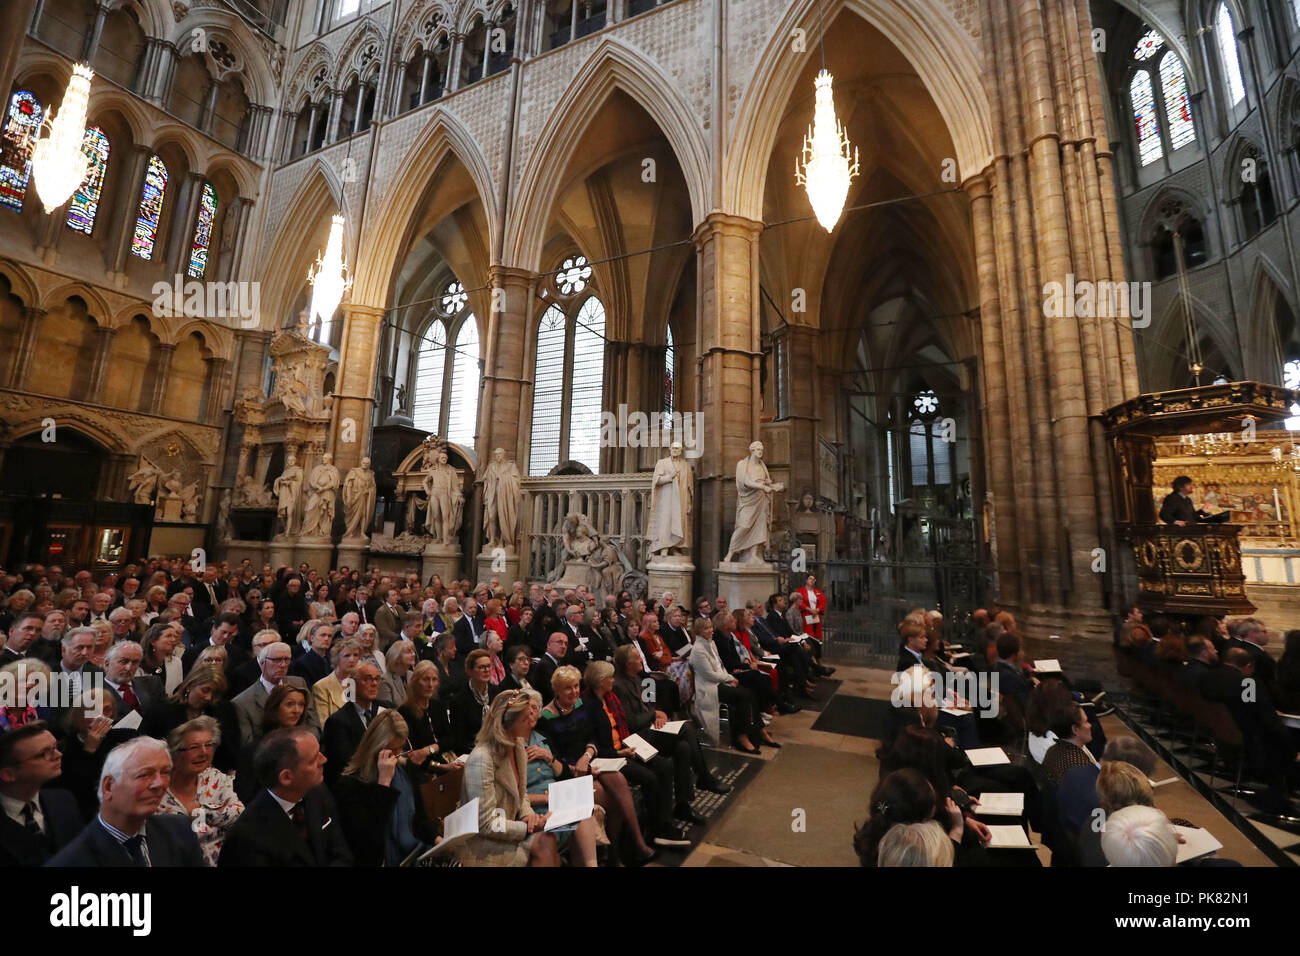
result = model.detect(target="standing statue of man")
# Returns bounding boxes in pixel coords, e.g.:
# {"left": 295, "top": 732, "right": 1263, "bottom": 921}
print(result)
{"left": 647, "top": 441, "right": 694, "bottom": 556}
{"left": 478, "top": 447, "right": 521, "bottom": 549}
{"left": 446, "top": 450, "right": 464, "bottom": 543}
{"left": 422, "top": 450, "right": 459, "bottom": 543}
{"left": 723, "top": 441, "right": 785, "bottom": 563}
{"left": 342, "top": 457, "right": 377, "bottom": 539}
{"left": 273, "top": 454, "right": 304, "bottom": 536}
{"left": 127, "top": 456, "right": 163, "bottom": 505}
{"left": 302, "top": 453, "right": 341, "bottom": 538}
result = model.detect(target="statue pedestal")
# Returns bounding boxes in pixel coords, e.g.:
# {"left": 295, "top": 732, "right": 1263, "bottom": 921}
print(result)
{"left": 336, "top": 536, "right": 369, "bottom": 572}
{"left": 477, "top": 547, "right": 520, "bottom": 587}
{"left": 647, "top": 555, "right": 694, "bottom": 605}
{"left": 156, "top": 497, "right": 182, "bottom": 522}
{"left": 715, "top": 561, "right": 780, "bottom": 612}
{"left": 422, "top": 541, "right": 462, "bottom": 584}
{"left": 268, "top": 536, "right": 296, "bottom": 569}
{"left": 295, "top": 537, "right": 335, "bottom": 571}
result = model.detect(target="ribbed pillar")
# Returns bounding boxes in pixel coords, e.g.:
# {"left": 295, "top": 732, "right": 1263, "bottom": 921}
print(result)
{"left": 331, "top": 303, "right": 385, "bottom": 472}
{"left": 482, "top": 265, "right": 534, "bottom": 464}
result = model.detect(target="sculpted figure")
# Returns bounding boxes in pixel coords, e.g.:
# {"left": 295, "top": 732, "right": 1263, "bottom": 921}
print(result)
{"left": 273, "top": 454, "right": 304, "bottom": 535}
{"left": 723, "top": 441, "right": 785, "bottom": 564}
{"left": 647, "top": 441, "right": 694, "bottom": 556}
{"left": 302, "top": 453, "right": 341, "bottom": 538}
{"left": 127, "top": 457, "right": 163, "bottom": 505}
{"left": 342, "top": 457, "right": 377, "bottom": 538}
{"left": 478, "top": 447, "right": 521, "bottom": 549}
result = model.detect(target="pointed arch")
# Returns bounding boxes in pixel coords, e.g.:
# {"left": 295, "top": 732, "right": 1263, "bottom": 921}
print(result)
{"left": 1243, "top": 258, "right": 1298, "bottom": 381}
{"left": 728, "top": 0, "right": 993, "bottom": 221}
{"left": 0, "top": 258, "right": 39, "bottom": 305}
{"left": 38, "top": 282, "right": 112, "bottom": 321}
{"left": 257, "top": 157, "right": 346, "bottom": 332}
{"left": 505, "top": 37, "right": 710, "bottom": 269}
{"left": 168, "top": 7, "right": 277, "bottom": 104}
{"left": 335, "top": 21, "right": 385, "bottom": 87}
{"left": 352, "top": 108, "right": 497, "bottom": 306}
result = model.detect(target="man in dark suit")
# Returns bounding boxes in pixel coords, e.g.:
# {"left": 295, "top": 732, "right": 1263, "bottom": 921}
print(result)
{"left": 749, "top": 599, "right": 815, "bottom": 694}
{"left": 228, "top": 629, "right": 283, "bottom": 697}
{"left": 182, "top": 612, "right": 248, "bottom": 675}
{"left": 0, "top": 722, "right": 83, "bottom": 867}
{"left": 101, "top": 641, "right": 164, "bottom": 721}
{"left": 218, "top": 727, "right": 353, "bottom": 866}
{"left": 55, "top": 627, "right": 103, "bottom": 691}
{"left": 1159, "top": 476, "right": 1226, "bottom": 525}
{"left": 440, "top": 598, "right": 475, "bottom": 658}
{"left": 532, "top": 632, "right": 569, "bottom": 705}
{"left": 321, "top": 660, "right": 385, "bottom": 784}
{"left": 560, "top": 605, "right": 597, "bottom": 668}
{"left": 1228, "top": 618, "right": 1279, "bottom": 697}
{"left": 275, "top": 577, "right": 310, "bottom": 640}
{"left": 1178, "top": 635, "right": 1220, "bottom": 694}
{"left": 659, "top": 606, "right": 691, "bottom": 655}
{"left": 994, "top": 632, "right": 1035, "bottom": 713}
{"left": 232, "top": 641, "right": 320, "bottom": 744}
{"left": 46, "top": 737, "right": 205, "bottom": 866}
{"left": 1, "top": 610, "right": 44, "bottom": 665}
{"left": 189, "top": 568, "right": 229, "bottom": 624}
{"left": 290, "top": 622, "right": 335, "bottom": 686}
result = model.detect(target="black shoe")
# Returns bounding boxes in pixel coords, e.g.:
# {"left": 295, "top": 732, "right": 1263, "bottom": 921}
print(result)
{"left": 820, "top": 666, "right": 836, "bottom": 677}
{"left": 697, "top": 775, "right": 732, "bottom": 795}
{"left": 777, "top": 700, "right": 800, "bottom": 715}
{"left": 733, "top": 740, "right": 759, "bottom": 754}
{"left": 630, "top": 847, "right": 658, "bottom": 866}
{"left": 675, "top": 804, "right": 707, "bottom": 825}
{"left": 760, "top": 736, "right": 781, "bottom": 748}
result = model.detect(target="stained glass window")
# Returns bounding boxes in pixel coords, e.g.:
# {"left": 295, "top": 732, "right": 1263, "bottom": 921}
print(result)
{"left": 1131, "top": 71, "right": 1162, "bottom": 166}
{"left": 413, "top": 318, "right": 446, "bottom": 433}
{"left": 0, "top": 91, "right": 43, "bottom": 212}
{"left": 186, "top": 183, "right": 217, "bottom": 278}
{"left": 529, "top": 305, "right": 567, "bottom": 475}
{"left": 1157, "top": 53, "right": 1195, "bottom": 153}
{"left": 446, "top": 317, "right": 479, "bottom": 448}
{"left": 1216, "top": 4, "right": 1246, "bottom": 106}
{"left": 131, "top": 155, "right": 168, "bottom": 259}
{"left": 568, "top": 296, "right": 606, "bottom": 472}
{"left": 65, "top": 125, "right": 109, "bottom": 234}
{"left": 1133, "top": 29, "right": 1163, "bottom": 61}
{"left": 663, "top": 325, "right": 675, "bottom": 417}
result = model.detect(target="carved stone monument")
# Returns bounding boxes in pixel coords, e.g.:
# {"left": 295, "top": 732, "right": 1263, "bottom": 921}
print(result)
{"left": 338, "top": 456, "right": 377, "bottom": 570}
{"left": 717, "top": 440, "right": 783, "bottom": 610}
{"left": 646, "top": 441, "right": 696, "bottom": 601}
{"left": 476, "top": 447, "right": 522, "bottom": 584}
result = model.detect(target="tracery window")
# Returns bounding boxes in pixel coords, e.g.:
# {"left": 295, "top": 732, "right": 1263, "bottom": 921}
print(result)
{"left": 0, "top": 91, "right": 43, "bottom": 211}
{"left": 66, "top": 125, "right": 109, "bottom": 234}
{"left": 187, "top": 183, "right": 217, "bottom": 278}
{"left": 131, "top": 155, "right": 168, "bottom": 259}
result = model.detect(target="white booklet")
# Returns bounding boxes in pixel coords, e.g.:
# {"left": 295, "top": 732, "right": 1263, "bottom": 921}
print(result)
{"left": 622, "top": 733, "right": 659, "bottom": 762}
{"left": 1034, "top": 659, "right": 1062, "bottom": 673}
{"left": 1173, "top": 825, "right": 1223, "bottom": 864}
{"left": 113, "top": 709, "right": 144, "bottom": 731}
{"left": 965, "top": 747, "right": 1011, "bottom": 767}
{"left": 424, "top": 798, "right": 479, "bottom": 857}
{"left": 658, "top": 720, "right": 687, "bottom": 735}
{"left": 545, "top": 775, "right": 595, "bottom": 831}
{"left": 590, "top": 757, "right": 627, "bottom": 773}
{"left": 974, "top": 792, "right": 1024, "bottom": 817}
{"left": 986, "top": 824, "right": 1033, "bottom": 849}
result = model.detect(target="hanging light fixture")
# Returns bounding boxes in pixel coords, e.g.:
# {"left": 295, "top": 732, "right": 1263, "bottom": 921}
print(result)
{"left": 31, "top": 63, "right": 94, "bottom": 213}
{"left": 795, "top": 68, "right": 859, "bottom": 232}
{"left": 307, "top": 213, "right": 352, "bottom": 331}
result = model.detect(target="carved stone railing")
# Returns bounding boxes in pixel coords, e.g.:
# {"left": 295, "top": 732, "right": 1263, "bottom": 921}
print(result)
{"left": 521, "top": 473, "right": 653, "bottom": 582}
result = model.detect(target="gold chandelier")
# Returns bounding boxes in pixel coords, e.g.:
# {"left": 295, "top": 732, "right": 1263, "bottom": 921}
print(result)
{"left": 307, "top": 214, "right": 352, "bottom": 328}
{"left": 795, "top": 69, "right": 859, "bottom": 232}
{"left": 32, "top": 64, "right": 94, "bottom": 213}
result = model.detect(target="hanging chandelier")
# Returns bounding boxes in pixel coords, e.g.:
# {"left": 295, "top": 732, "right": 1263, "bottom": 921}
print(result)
{"left": 308, "top": 213, "right": 352, "bottom": 327}
{"left": 31, "top": 63, "right": 94, "bottom": 213}
{"left": 795, "top": 69, "right": 859, "bottom": 232}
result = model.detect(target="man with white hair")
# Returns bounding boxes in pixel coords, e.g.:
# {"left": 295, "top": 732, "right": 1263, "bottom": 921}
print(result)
{"left": 102, "top": 641, "right": 164, "bottom": 719}
{"left": 444, "top": 596, "right": 474, "bottom": 656}
{"left": 1099, "top": 805, "right": 1178, "bottom": 867}
{"left": 58, "top": 626, "right": 101, "bottom": 692}
{"left": 108, "top": 606, "right": 135, "bottom": 641}
{"left": 46, "top": 737, "right": 205, "bottom": 866}
{"left": 87, "top": 590, "right": 113, "bottom": 625}
{"left": 228, "top": 628, "right": 282, "bottom": 697}
{"left": 232, "top": 639, "right": 319, "bottom": 744}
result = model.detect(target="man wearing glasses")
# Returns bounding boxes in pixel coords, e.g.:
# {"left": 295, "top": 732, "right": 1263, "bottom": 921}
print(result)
{"left": 0, "top": 722, "right": 83, "bottom": 866}
{"left": 232, "top": 640, "right": 319, "bottom": 745}
{"left": 322, "top": 661, "right": 386, "bottom": 785}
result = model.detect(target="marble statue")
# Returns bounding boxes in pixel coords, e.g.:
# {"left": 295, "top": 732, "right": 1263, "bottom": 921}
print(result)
{"left": 127, "top": 457, "right": 164, "bottom": 505}
{"left": 302, "top": 453, "right": 341, "bottom": 538}
{"left": 723, "top": 441, "right": 785, "bottom": 563}
{"left": 215, "top": 489, "right": 233, "bottom": 540}
{"left": 647, "top": 441, "right": 694, "bottom": 556}
{"left": 233, "top": 473, "right": 275, "bottom": 509}
{"left": 421, "top": 448, "right": 462, "bottom": 544}
{"left": 273, "top": 454, "right": 304, "bottom": 535}
{"left": 546, "top": 513, "right": 600, "bottom": 587}
{"left": 179, "top": 482, "right": 200, "bottom": 523}
{"left": 478, "top": 447, "right": 521, "bottom": 549}
{"left": 342, "top": 457, "right": 377, "bottom": 539}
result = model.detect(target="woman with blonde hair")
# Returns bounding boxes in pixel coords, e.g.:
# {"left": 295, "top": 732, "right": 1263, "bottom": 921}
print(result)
{"left": 143, "top": 663, "right": 241, "bottom": 772}
{"left": 398, "top": 660, "right": 459, "bottom": 773}
{"left": 381, "top": 638, "right": 417, "bottom": 706}
{"left": 142, "top": 585, "right": 168, "bottom": 624}
{"left": 159, "top": 715, "right": 244, "bottom": 866}
{"left": 334, "top": 709, "right": 425, "bottom": 865}
{"left": 457, "top": 689, "right": 598, "bottom": 866}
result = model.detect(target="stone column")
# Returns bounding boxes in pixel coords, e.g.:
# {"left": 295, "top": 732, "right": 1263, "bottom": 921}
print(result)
{"left": 0, "top": 0, "right": 38, "bottom": 101}
{"left": 166, "top": 173, "right": 206, "bottom": 278}
{"left": 216, "top": 196, "right": 253, "bottom": 284}
{"left": 86, "top": 325, "right": 118, "bottom": 404}
{"left": 482, "top": 266, "right": 535, "bottom": 463}
{"left": 770, "top": 323, "right": 820, "bottom": 502}
{"left": 204, "top": 357, "right": 231, "bottom": 423}
{"left": 692, "top": 212, "right": 763, "bottom": 593}
{"left": 325, "top": 88, "right": 344, "bottom": 143}
{"left": 331, "top": 303, "right": 385, "bottom": 472}
{"left": 446, "top": 34, "right": 464, "bottom": 92}
{"left": 11, "top": 307, "right": 46, "bottom": 390}
{"left": 200, "top": 77, "right": 222, "bottom": 135}
{"left": 111, "top": 146, "right": 154, "bottom": 274}
{"left": 148, "top": 343, "right": 177, "bottom": 415}
{"left": 82, "top": 2, "right": 110, "bottom": 61}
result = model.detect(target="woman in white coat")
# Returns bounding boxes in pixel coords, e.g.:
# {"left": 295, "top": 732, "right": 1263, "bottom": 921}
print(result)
{"left": 689, "top": 617, "right": 766, "bottom": 753}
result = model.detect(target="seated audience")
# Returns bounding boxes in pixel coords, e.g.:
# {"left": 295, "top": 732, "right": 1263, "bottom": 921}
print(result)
{"left": 157, "top": 716, "right": 244, "bottom": 866}
{"left": 322, "top": 660, "right": 385, "bottom": 785}
{"left": 1100, "top": 805, "right": 1178, "bottom": 868}
{"left": 854, "top": 767, "right": 960, "bottom": 867}
{"left": 382, "top": 638, "right": 417, "bottom": 705}
{"left": 313, "top": 638, "right": 362, "bottom": 726}
{"left": 688, "top": 616, "right": 769, "bottom": 752}
{"left": 332, "top": 709, "right": 425, "bottom": 866}
{"left": 231, "top": 640, "right": 318, "bottom": 745}
{"left": 1179, "top": 635, "right": 1220, "bottom": 694}
{"left": 290, "top": 622, "right": 334, "bottom": 686}
{"left": 1042, "top": 701, "right": 1098, "bottom": 788}
{"left": 235, "top": 682, "right": 309, "bottom": 803}
{"left": 448, "top": 649, "right": 497, "bottom": 754}
{"left": 142, "top": 664, "right": 241, "bottom": 773}
{"left": 398, "top": 660, "right": 460, "bottom": 771}
{"left": 877, "top": 821, "right": 955, "bottom": 867}
{"left": 499, "top": 644, "right": 536, "bottom": 694}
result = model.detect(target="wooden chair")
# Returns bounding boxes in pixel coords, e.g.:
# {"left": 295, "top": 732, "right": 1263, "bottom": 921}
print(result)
{"left": 419, "top": 766, "right": 465, "bottom": 835}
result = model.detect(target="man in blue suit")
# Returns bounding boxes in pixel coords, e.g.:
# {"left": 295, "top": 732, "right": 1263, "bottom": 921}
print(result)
{"left": 46, "top": 736, "right": 204, "bottom": 867}
{"left": 0, "top": 722, "right": 83, "bottom": 866}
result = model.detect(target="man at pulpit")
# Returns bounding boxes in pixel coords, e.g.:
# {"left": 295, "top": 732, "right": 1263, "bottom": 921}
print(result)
{"left": 1159, "top": 476, "right": 1230, "bottom": 526}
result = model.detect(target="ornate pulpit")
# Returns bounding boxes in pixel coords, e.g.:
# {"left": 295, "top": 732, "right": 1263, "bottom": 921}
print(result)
{"left": 1100, "top": 381, "right": 1298, "bottom": 617}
